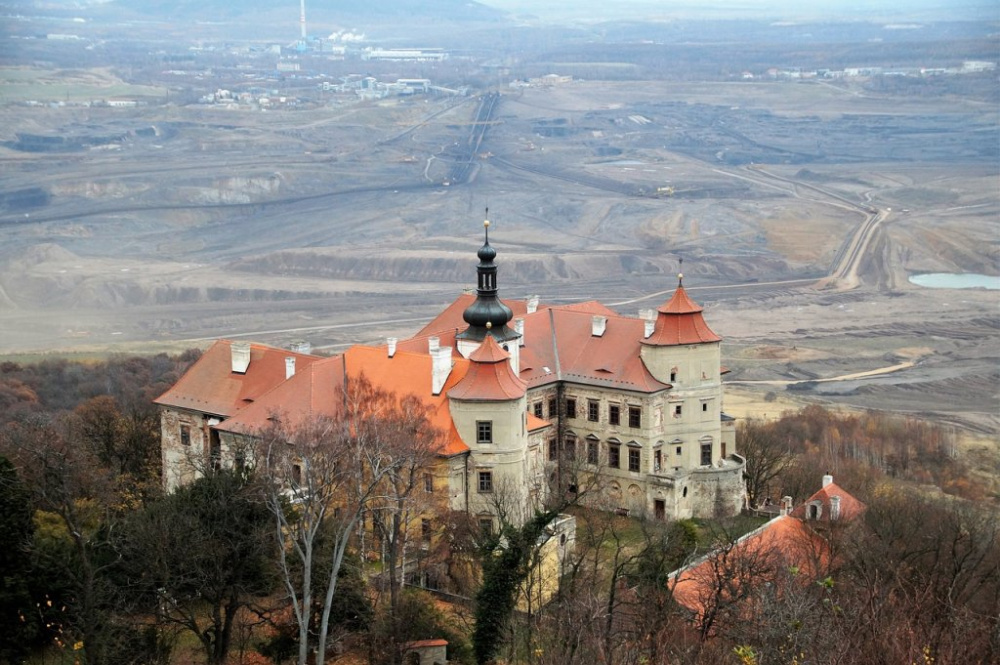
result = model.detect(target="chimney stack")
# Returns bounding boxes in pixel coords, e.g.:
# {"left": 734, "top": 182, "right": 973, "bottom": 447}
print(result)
{"left": 428, "top": 336, "right": 440, "bottom": 354}
{"left": 387, "top": 337, "right": 398, "bottom": 358}
{"left": 527, "top": 295, "right": 540, "bottom": 314}
{"left": 513, "top": 318, "right": 525, "bottom": 346}
{"left": 592, "top": 315, "right": 607, "bottom": 337}
{"left": 231, "top": 341, "right": 251, "bottom": 374}
{"left": 830, "top": 495, "right": 841, "bottom": 521}
{"left": 644, "top": 318, "right": 655, "bottom": 339}
{"left": 781, "top": 496, "right": 793, "bottom": 516}
{"left": 285, "top": 357, "right": 296, "bottom": 380}
{"left": 822, "top": 473, "right": 834, "bottom": 488}
{"left": 289, "top": 340, "right": 311, "bottom": 354}
{"left": 431, "top": 346, "right": 453, "bottom": 395}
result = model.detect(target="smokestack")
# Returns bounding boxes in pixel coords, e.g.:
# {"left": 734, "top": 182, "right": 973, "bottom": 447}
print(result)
{"left": 822, "top": 472, "right": 833, "bottom": 488}
{"left": 431, "top": 346, "right": 453, "bottom": 395}
{"left": 300, "top": 0, "right": 307, "bottom": 40}
{"left": 285, "top": 357, "right": 296, "bottom": 380}
{"left": 527, "top": 295, "right": 540, "bottom": 314}
{"left": 231, "top": 341, "right": 251, "bottom": 374}
{"left": 387, "top": 337, "right": 398, "bottom": 358}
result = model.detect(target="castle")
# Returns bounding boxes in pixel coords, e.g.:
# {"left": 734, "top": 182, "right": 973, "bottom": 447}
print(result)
{"left": 155, "top": 221, "right": 746, "bottom": 527}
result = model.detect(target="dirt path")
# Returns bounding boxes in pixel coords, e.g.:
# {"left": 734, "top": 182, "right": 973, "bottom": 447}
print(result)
{"left": 727, "top": 360, "right": 916, "bottom": 386}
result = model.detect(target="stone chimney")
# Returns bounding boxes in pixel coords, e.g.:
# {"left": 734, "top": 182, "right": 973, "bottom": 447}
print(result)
{"left": 592, "top": 315, "right": 607, "bottom": 337}
{"left": 431, "top": 346, "right": 453, "bottom": 395}
{"left": 513, "top": 318, "right": 525, "bottom": 346}
{"left": 527, "top": 295, "right": 540, "bottom": 314}
{"left": 231, "top": 341, "right": 251, "bottom": 374}
{"left": 285, "top": 357, "right": 296, "bottom": 380}
{"left": 289, "top": 340, "right": 311, "bottom": 354}
{"left": 781, "top": 496, "right": 793, "bottom": 516}
{"left": 822, "top": 472, "right": 834, "bottom": 488}
{"left": 428, "top": 336, "right": 440, "bottom": 354}
{"left": 830, "top": 495, "right": 841, "bottom": 521}
{"left": 387, "top": 337, "right": 398, "bottom": 358}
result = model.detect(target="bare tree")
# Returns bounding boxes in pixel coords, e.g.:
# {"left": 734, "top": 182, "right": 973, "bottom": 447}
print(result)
{"left": 739, "top": 419, "right": 793, "bottom": 508}
{"left": 256, "top": 374, "right": 441, "bottom": 665}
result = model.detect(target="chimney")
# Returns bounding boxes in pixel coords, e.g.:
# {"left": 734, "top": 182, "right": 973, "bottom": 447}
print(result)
{"left": 830, "top": 495, "right": 841, "bottom": 521}
{"left": 638, "top": 308, "right": 654, "bottom": 320}
{"left": 592, "top": 315, "right": 607, "bottom": 337}
{"left": 644, "top": 318, "right": 655, "bottom": 339}
{"left": 431, "top": 346, "right": 453, "bottom": 395}
{"left": 527, "top": 295, "right": 540, "bottom": 314}
{"left": 387, "top": 337, "right": 398, "bottom": 358}
{"left": 428, "top": 336, "right": 440, "bottom": 354}
{"left": 285, "top": 357, "right": 296, "bottom": 380}
{"left": 289, "top": 340, "right": 311, "bottom": 354}
{"left": 781, "top": 496, "right": 793, "bottom": 516}
{"left": 822, "top": 472, "right": 834, "bottom": 488}
{"left": 513, "top": 318, "right": 525, "bottom": 346}
{"left": 231, "top": 341, "right": 251, "bottom": 374}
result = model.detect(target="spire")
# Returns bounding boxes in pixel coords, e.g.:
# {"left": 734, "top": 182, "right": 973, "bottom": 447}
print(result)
{"left": 457, "top": 211, "right": 520, "bottom": 344}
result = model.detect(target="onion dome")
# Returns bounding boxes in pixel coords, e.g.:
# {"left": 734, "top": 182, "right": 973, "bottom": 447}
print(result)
{"left": 448, "top": 335, "right": 526, "bottom": 401}
{"left": 641, "top": 272, "right": 722, "bottom": 346}
{"left": 457, "top": 217, "right": 521, "bottom": 345}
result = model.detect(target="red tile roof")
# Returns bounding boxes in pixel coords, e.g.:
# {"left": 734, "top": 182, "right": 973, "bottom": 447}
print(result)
{"left": 791, "top": 481, "right": 866, "bottom": 522}
{"left": 415, "top": 293, "right": 530, "bottom": 338}
{"left": 448, "top": 336, "right": 527, "bottom": 401}
{"left": 642, "top": 285, "right": 721, "bottom": 346}
{"left": 218, "top": 345, "right": 472, "bottom": 456}
{"left": 518, "top": 307, "right": 671, "bottom": 393}
{"left": 153, "top": 340, "right": 320, "bottom": 417}
{"left": 670, "top": 515, "right": 826, "bottom": 617}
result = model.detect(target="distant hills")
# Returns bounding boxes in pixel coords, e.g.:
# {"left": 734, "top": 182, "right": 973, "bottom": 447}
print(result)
{"left": 109, "top": 0, "right": 506, "bottom": 22}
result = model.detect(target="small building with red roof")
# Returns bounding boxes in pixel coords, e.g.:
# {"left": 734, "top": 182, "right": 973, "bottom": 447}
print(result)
{"left": 156, "top": 217, "right": 745, "bottom": 522}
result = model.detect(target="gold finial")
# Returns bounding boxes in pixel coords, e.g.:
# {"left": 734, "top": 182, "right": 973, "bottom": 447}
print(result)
{"left": 486, "top": 321, "right": 493, "bottom": 329}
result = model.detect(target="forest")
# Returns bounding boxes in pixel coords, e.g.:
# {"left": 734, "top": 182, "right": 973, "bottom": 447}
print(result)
{"left": 0, "top": 353, "right": 997, "bottom": 665}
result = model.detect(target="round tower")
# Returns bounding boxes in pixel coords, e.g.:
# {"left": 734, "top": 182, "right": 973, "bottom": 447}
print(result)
{"left": 448, "top": 334, "right": 530, "bottom": 525}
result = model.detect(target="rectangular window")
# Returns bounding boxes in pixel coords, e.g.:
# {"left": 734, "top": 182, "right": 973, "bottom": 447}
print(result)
{"left": 564, "top": 436, "right": 576, "bottom": 461}
{"left": 476, "top": 420, "right": 493, "bottom": 444}
{"left": 702, "top": 402, "right": 709, "bottom": 412}
{"left": 721, "top": 441, "right": 727, "bottom": 458}
{"left": 587, "top": 400, "right": 599, "bottom": 422}
{"left": 479, "top": 518, "right": 494, "bottom": 535}
{"left": 548, "top": 397, "right": 557, "bottom": 418}
{"left": 701, "top": 443, "right": 712, "bottom": 466}
{"left": 587, "top": 440, "right": 599, "bottom": 465}
{"left": 478, "top": 471, "right": 493, "bottom": 493}
{"left": 180, "top": 425, "right": 191, "bottom": 446}
{"left": 674, "top": 404, "right": 683, "bottom": 418}
{"left": 292, "top": 463, "right": 303, "bottom": 486}
{"left": 629, "top": 448, "right": 641, "bottom": 472}
{"left": 609, "top": 404, "right": 621, "bottom": 426}
{"left": 676, "top": 446, "right": 682, "bottom": 456}
{"left": 548, "top": 438, "right": 558, "bottom": 461}
{"left": 533, "top": 401, "right": 544, "bottom": 418}
{"left": 421, "top": 518, "right": 432, "bottom": 541}
{"left": 609, "top": 444, "right": 621, "bottom": 469}
{"left": 423, "top": 473, "right": 433, "bottom": 493}
{"left": 654, "top": 449, "right": 662, "bottom": 471}
{"left": 670, "top": 370, "right": 677, "bottom": 382}
{"left": 628, "top": 406, "right": 641, "bottom": 428}
{"left": 566, "top": 398, "right": 577, "bottom": 419}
